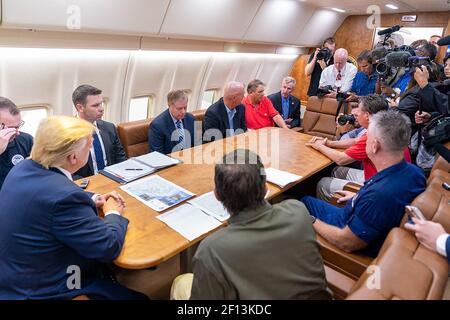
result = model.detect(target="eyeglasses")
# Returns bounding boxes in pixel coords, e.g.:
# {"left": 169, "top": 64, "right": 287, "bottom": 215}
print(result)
{"left": 1, "top": 120, "right": 25, "bottom": 130}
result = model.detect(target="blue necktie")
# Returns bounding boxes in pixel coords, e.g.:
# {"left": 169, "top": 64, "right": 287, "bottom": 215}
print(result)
{"left": 92, "top": 132, "right": 105, "bottom": 171}
{"left": 176, "top": 120, "right": 184, "bottom": 147}
{"left": 282, "top": 98, "right": 289, "bottom": 119}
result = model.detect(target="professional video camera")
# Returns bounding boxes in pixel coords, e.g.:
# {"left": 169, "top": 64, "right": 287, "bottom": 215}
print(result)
{"left": 337, "top": 114, "right": 356, "bottom": 126}
{"left": 317, "top": 47, "right": 332, "bottom": 61}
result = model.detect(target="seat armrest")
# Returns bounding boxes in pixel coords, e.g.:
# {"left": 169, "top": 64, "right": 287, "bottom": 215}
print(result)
{"left": 291, "top": 127, "right": 304, "bottom": 133}
{"left": 324, "top": 266, "right": 356, "bottom": 300}
{"left": 343, "top": 182, "right": 363, "bottom": 193}
{"left": 317, "top": 235, "right": 373, "bottom": 280}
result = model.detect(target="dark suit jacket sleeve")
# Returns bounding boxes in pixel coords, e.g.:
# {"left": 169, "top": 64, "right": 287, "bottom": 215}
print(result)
{"left": 291, "top": 97, "right": 301, "bottom": 128}
{"left": 203, "top": 109, "right": 221, "bottom": 143}
{"left": 112, "top": 125, "right": 127, "bottom": 163}
{"left": 148, "top": 121, "right": 166, "bottom": 154}
{"left": 52, "top": 190, "right": 129, "bottom": 262}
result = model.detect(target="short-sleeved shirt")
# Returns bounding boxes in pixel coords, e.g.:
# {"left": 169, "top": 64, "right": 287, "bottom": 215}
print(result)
{"left": 341, "top": 160, "right": 426, "bottom": 257}
{"left": 242, "top": 96, "right": 279, "bottom": 129}
{"left": 351, "top": 71, "right": 378, "bottom": 96}
{"left": 0, "top": 133, "right": 33, "bottom": 190}
{"left": 345, "top": 133, "right": 411, "bottom": 180}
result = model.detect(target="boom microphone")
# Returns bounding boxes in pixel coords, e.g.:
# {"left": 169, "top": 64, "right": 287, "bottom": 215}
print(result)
{"left": 385, "top": 51, "right": 412, "bottom": 67}
{"left": 437, "top": 35, "right": 450, "bottom": 46}
{"left": 377, "top": 25, "right": 401, "bottom": 36}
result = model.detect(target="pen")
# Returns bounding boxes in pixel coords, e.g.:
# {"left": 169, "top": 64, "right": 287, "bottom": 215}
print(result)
{"left": 125, "top": 168, "right": 143, "bottom": 170}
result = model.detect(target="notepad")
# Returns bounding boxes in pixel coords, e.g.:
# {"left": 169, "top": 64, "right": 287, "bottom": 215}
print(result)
{"left": 265, "top": 167, "right": 302, "bottom": 188}
{"left": 157, "top": 203, "right": 222, "bottom": 241}
{"left": 188, "top": 191, "right": 230, "bottom": 222}
{"left": 102, "top": 151, "right": 181, "bottom": 183}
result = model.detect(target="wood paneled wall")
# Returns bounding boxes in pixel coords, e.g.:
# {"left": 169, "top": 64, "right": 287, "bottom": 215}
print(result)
{"left": 290, "top": 11, "right": 450, "bottom": 102}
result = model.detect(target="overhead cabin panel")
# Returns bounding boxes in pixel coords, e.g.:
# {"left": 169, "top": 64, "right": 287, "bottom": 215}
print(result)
{"left": 244, "top": 0, "right": 315, "bottom": 44}
{"left": 159, "top": 0, "right": 263, "bottom": 41}
{"left": 1, "top": 0, "right": 170, "bottom": 35}
{"left": 296, "top": 9, "right": 347, "bottom": 47}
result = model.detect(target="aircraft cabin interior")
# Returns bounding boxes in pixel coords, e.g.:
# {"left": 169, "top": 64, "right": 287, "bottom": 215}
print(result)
{"left": 0, "top": 0, "right": 449, "bottom": 304}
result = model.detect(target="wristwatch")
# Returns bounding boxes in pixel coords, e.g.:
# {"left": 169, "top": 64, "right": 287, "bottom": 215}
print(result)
{"left": 310, "top": 215, "right": 317, "bottom": 224}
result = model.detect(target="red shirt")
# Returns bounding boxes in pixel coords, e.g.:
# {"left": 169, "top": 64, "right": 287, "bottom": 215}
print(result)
{"left": 242, "top": 96, "right": 279, "bottom": 129}
{"left": 345, "top": 133, "right": 411, "bottom": 181}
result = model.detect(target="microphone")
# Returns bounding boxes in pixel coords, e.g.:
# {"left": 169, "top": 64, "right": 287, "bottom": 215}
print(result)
{"left": 385, "top": 51, "right": 412, "bottom": 67}
{"left": 435, "top": 143, "right": 450, "bottom": 163}
{"left": 437, "top": 35, "right": 450, "bottom": 46}
{"left": 377, "top": 25, "right": 401, "bottom": 36}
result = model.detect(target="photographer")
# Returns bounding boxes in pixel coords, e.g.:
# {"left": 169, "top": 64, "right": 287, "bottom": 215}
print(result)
{"left": 305, "top": 37, "right": 336, "bottom": 97}
{"left": 319, "top": 48, "right": 357, "bottom": 98}
{"left": 346, "top": 50, "right": 378, "bottom": 102}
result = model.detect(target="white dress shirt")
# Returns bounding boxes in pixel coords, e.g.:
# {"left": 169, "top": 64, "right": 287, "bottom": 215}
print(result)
{"left": 319, "top": 62, "right": 358, "bottom": 93}
{"left": 436, "top": 233, "right": 449, "bottom": 257}
{"left": 55, "top": 166, "right": 119, "bottom": 216}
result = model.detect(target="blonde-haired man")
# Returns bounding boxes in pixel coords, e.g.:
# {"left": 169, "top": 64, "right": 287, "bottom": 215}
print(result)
{"left": 0, "top": 116, "right": 147, "bottom": 300}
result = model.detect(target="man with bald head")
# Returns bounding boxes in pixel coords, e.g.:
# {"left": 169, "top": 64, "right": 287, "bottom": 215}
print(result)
{"left": 203, "top": 81, "right": 247, "bottom": 143}
{"left": 319, "top": 48, "right": 357, "bottom": 98}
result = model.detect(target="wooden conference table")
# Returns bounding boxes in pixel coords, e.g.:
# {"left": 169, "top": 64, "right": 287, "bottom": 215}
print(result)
{"left": 84, "top": 128, "right": 334, "bottom": 270}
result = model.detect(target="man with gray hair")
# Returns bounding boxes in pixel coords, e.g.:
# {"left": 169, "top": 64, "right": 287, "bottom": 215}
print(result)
{"left": 171, "top": 149, "right": 331, "bottom": 300}
{"left": 302, "top": 112, "right": 426, "bottom": 257}
{"left": 0, "top": 97, "right": 33, "bottom": 189}
{"left": 268, "top": 76, "right": 301, "bottom": 128}
{"left": 203, "top": 81, "right": 247, "bottom": 143}
{"left": 319, "top": 48, "right": 357, "bottom": 98}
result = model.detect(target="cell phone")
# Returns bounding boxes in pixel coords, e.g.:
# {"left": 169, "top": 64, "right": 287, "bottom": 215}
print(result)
{"left": 405, "top": 205, "right": 426, "bottom": 221}
{"left": 79, "top": 178, "right": 89, "bottom": 189}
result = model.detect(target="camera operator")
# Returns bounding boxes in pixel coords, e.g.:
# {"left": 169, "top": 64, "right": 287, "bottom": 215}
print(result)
{"left": 345, "top": 50, "right": 378, "bottom": 102}
{"left": 319, "top": 48, "right": 357, "bottom": 98}
{"left": 305, "top": 37, "right": 336, "bottom": 97}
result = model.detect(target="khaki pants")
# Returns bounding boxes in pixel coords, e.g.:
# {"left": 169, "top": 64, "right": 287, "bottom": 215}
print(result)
{"left": 170, "top": 273, "right": 193, "bottom": 300}
{"left": 316, "top": 166, "right": 364, "bottom": 202}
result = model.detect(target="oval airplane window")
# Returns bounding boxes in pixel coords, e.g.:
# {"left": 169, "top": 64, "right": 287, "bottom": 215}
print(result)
{"left": 129, "top": 95, "right": 154, "bottom": 121}
{"left": 201, "top": 89, "right": 217, "bottom": 109}
{"left": 19, "top": 105, "right": 50, "bottom": 137}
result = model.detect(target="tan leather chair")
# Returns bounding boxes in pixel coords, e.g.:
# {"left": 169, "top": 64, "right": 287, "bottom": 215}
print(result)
{"left": 301, "top": 97, "right": 339, "bottom": 139}
{"left": 341, "top": 228, "right": 449, "bottom": 300}
{"left": 117, "top": 118, "right": 152, "bottom": 158}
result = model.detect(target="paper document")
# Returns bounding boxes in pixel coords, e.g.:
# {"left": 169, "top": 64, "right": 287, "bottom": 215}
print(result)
{"left": 265, "top": 167, "right": 302, "bottom": 188}
{"left": 121, "top": 175, "right": 194, "bottom": 212}
{"left": 188, "top": 191, "right": 230, "bottom": 222}
{"left": 103, "top": 151, "right": 180, "bottom": 183}
{"left": 157, "top": 203, "right": 222, "bottom": 241}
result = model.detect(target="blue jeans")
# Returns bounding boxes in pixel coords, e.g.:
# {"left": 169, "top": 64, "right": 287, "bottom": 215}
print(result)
{"left": 301, "top": 196, "right": 347, "bottom": 228}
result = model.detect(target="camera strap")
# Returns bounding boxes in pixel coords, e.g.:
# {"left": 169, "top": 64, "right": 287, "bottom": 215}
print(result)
{"left": 335, "top": 100, "right": 349, "bottom": 120}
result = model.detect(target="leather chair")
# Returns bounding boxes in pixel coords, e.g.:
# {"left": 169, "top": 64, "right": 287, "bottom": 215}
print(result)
{"left": 301, "top": 97, "right": 339, "bottom": 139}
{"left": 117, "top": 118, "right": 152, "bottom": 158}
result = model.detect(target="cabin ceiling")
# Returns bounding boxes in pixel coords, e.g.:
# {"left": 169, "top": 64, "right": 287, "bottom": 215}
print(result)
{"left": 0, "top": 0, "right": 448, "bottom": 48}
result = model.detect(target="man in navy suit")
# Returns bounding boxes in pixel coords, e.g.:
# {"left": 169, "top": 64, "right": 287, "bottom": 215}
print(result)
{"left": 148, "top": 90, "right": 196, "bottom": 154}
{"left": 72, "top": 85, "right": 127, "bottom": 178}
{"left": 0, "top": 116, "right": 147, "bottom": 299}
{"left": 268, "top": 76, "right": 301, "bottom": 129}
{"left": 203, "top": 81, "right": 247, "bottom": 143}
{"left": 405, "top": 219, "right": 450, "bottom": 264}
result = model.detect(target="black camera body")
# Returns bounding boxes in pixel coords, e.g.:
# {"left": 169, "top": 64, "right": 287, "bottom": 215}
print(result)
{"left": 337, "top": 114, "right": 356, "bottom": 126}
{"left": 317, "top": 47, "right": 332, "bottom": 61}
{"left": 317, "top": 85, "right": 333, "bottom": 98}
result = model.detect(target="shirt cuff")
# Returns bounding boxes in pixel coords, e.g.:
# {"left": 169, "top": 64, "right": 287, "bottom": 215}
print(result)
{"left": 105, "top": 211, "right": 121, "bottom": 216}
{"left": 436, "top": 234, "right": 449, "bottom": 257}
{"left": 91, "top": 193, "right": 100, "bottom": 203}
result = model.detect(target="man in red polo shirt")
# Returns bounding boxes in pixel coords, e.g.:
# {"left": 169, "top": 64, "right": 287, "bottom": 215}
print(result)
{"left": 306, "top": 94, "right": 412, "bottom": 201}
{"left": 242, "top": 79, "right": 289, "bottom": 130}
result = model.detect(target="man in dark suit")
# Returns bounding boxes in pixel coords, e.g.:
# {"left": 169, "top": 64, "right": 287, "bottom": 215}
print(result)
{"left": 0, "top": 116, "right": 147, "bottom": 299}
{"left": 72, "top": 85, "right": 126, "bottom": 178}
{"left": 203, "top": 81, "right": 247, "bottom": 143}
{"left": 268, "top": 76, "right": 301, "bottom": 128}
{"left": 148, "top": 90, "right": 196, "bottom": 154}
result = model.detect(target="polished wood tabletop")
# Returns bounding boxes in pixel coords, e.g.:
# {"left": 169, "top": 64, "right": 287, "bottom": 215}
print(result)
{"left": 84, "top": 127, "right": 334, "bottom": 269}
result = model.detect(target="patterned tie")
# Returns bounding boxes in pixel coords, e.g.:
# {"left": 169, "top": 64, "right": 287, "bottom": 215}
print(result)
{"left": 176, "top": 120, "right": 184, "bottom": 147}
{"left": 92, "top": 132, "right": 105, "bottom": 171}
{"left": 336, "top": 70, "right": 342, "bottom": 81}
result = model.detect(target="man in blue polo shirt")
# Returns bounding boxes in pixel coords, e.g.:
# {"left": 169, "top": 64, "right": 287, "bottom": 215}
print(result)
{"left": 302, "top": 111, "right": 425, "bottom": 257}
{"left": 346, "top": 50, "right": 378, "bottom": 102}
{"left": 0, "top": 97, "right": 33, "bottom": 190}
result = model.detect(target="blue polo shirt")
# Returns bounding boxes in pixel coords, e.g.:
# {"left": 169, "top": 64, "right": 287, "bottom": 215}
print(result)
{"left": 0, "top": 133, "right": 33, "bottom": 190}
{"left": 342, "top": 160, "right": 425, "bottom": 256}
{"left": 351, "top": 71, "right": 377, "bottom": 96}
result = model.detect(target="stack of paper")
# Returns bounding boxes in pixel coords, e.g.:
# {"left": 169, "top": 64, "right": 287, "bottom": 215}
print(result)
{"left": 188, "top": 191, "right": 230, "bottom": 222}
{"left": 265, "top": 167, "right": 302, "bottom": 188}
{"left": 102, "top": 151, "right": 180, "bottom": 183}
{"left": 157, "top": 204, "right": 222, "bottom": 241}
